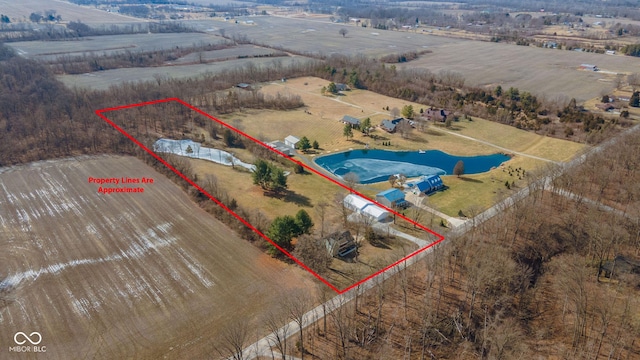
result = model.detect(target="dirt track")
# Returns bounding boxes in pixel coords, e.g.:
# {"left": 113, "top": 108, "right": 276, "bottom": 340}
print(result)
{"left": 0, "top": 155, "right": 314, "bottom": 359}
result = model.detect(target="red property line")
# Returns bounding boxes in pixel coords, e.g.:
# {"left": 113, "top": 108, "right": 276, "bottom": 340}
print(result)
{"left": 95, "top": 98, "right": 445, "bottom": 294}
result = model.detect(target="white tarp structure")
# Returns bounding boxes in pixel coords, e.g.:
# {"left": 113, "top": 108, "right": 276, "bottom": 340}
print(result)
{"left": 153, "top": 139, "right": 255, "bottom": 171}
{"left": 343, "top": 194, "right": 390, "bottom": 222}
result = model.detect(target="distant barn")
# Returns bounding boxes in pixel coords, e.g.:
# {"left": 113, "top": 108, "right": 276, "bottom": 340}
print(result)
{"left": 343, "top": 194, "right": 390, "bottom": 222}
{"left": 342, "top": 115, "right": 360, "bottom": 127}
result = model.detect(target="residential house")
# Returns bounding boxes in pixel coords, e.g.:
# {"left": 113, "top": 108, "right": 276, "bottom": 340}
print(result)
{"left": 376, "top": 188, "right": 408, "bottom": 208}
{"left": 410, "top": 175, "right": 444, "bottom": 195}
{"left": 380, "top": 117, "right": 404, "bottom": 133}
{"left": 424, "top": 108, "right": 451, "bottom": 122}
{"left": 335, "top": 83, "right": 349, "bottom": 92}
{"left": 324, "top": 231, "right": 357, "bottom": 257}
{"left": 342, "top": 115, "right": 360, "bottom": 128}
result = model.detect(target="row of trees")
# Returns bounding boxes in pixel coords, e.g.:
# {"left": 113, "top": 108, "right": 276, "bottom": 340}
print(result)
{"left": 296, "top": 136, "right": 319, "bottom": 153}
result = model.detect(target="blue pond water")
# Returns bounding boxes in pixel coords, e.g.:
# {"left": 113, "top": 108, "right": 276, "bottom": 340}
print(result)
{"left": 314, "top": 149, "right": 510, "bottom": 184}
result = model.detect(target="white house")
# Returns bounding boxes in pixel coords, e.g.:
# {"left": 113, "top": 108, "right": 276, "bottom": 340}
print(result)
{"left": 284, "top": 135, "right": 300, "bottom": 148}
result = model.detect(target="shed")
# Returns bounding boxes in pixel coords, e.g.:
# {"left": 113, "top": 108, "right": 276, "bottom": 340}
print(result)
{"left": 284, "top": 135, "right": 300, "bottom": 148}
{"left": 342, "top": 115, "right": 360, "bottom": 127}
{"left": 376, "top": 188, "right": 407, "bottom": 208}
{"left": 325, "top": 231, "right": 357, "bottom": 257}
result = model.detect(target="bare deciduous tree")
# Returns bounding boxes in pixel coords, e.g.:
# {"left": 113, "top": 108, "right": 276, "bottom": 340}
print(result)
{"left": 285, "top": 289, "right": 312, "bottom": 359}
{"left": 216, "top": 321, "right": 249, "bottom": 360}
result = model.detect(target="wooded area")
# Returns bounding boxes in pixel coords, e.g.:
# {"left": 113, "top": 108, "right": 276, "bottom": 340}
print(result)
{"left": 254, "top": 130, "right": 640, "bottom": 359}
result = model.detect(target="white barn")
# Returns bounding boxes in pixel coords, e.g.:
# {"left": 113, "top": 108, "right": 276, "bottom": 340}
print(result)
{"left": 343, "top": 194, "right": 390, "bottom": 222}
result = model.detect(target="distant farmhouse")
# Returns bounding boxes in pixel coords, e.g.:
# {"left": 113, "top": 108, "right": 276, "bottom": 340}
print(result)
{"left": 376, "top": 188, "right": 408, "bottom": 208}
{"left": 335, "top": 83, "right": 350, "bottom": 92}
{"left": 595, "top": 103, "right": 615, "bottom": 111}
{"left": 324, "top": 230, "right": 357, "bottom": 258}
{"left": 424, "top": 108, "right": 451, "bottom": 122}
{"left": 381, "top": 118, "right": 404, "bottom": 133}
{"left": 342, "top": 115, "right": 360, "bottom": 128}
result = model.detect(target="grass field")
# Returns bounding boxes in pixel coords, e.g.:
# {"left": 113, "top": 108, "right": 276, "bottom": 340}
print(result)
{"left": 217, "top": 77, "right": 584, "bottom": 216}
{"left": 0, "top": 0, "right": 144, "bottom": 24}
{"left": 0, "top": 156, "right": 315, "bottom": 359}
{"left": 446, "top": 116, "right": 586, "bottom": 162}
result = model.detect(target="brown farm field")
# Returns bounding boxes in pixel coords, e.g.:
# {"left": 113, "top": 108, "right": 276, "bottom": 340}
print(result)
{"left": 0, "top": 155, "right": 315, "bottom": 359}
{"left": 185, "top": 16, "right": 640, "bottom": 102}
{"left": 8, "top": 33, "right": 223, "bottom": 61}
{"left": 0, "top": 0, "right": 144, "bottom": 24}
{"left": 58, "top": 57, "right": 312, "bottom": 90}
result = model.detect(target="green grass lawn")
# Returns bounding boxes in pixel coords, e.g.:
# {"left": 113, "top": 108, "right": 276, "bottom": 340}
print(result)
{"left": 427, "top": 156, "right": 544, "bottom": 216}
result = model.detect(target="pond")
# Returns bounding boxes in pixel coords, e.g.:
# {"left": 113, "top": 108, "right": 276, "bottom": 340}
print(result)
{"left": 314, "top": 149, "right": 510, "bottom": 184}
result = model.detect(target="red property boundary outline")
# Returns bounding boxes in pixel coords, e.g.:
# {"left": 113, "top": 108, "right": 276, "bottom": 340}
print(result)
{"left": 96, "top": 98, "right": 445, "bottom": 294}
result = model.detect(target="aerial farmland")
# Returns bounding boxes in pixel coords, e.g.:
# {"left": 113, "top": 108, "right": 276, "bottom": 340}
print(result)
{"left": 0, "top": 156, "right": 314, "bottom": 358}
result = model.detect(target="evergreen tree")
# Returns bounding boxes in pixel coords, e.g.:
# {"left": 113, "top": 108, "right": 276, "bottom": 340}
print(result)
{"left": 401, "top": 105, "right": 414, "bottom": 119}
{"left": 630, "top": 91, "right": 640, "bottom": 107}
{"left": 343, "top": 123, "right": 353, "bottom": 140}
{"left": 298, "top": 136, "right": 311, "bottom": 152}
{"left": 295, "top": 209, "right": 314, "bottom": 235}
{"left": 361, "top": 117, "right": 372, "bottom": 135}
